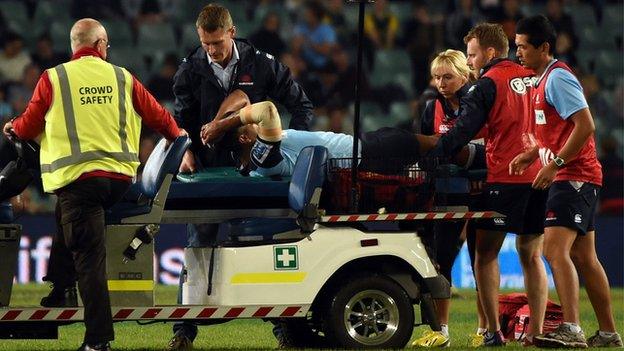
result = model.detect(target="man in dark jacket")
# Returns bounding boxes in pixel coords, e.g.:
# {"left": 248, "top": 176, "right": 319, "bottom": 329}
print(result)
{"left": 168, "top": 4, "right": 314, "bottom": 351}
{"left": 175, "top": 5, "right": 313, "bottom": 172}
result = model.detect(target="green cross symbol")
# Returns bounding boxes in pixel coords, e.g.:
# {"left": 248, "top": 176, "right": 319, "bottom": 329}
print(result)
{"left": 274, "top": 246, "right": 298, "bottom": 270}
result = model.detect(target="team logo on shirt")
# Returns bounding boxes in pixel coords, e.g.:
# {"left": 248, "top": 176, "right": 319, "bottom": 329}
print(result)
{"left": 509, "top": 77, "right": 531, "bottom": 94}
{"left": 535, "top": 109, "right": 546, "bottom": 125}
{"left": 546, "top": 210, "right": 557, "bottom": 221}
{"left": 238, "top": 74, "right": 254, "bottom": 86}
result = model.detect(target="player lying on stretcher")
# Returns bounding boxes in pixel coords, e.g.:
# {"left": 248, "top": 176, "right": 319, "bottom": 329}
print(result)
{"left": 201, "top": 90, "right": 484, "bottom": 177}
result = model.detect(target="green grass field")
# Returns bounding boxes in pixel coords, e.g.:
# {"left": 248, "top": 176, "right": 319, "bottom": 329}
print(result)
{"left": 2, "top": 284, "right": 623, "bottom": 350}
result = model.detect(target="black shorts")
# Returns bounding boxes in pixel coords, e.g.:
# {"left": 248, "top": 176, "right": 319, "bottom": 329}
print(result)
{"left": 545, "top": 181, "right": 600, "bottom": 235}
{"left": 475, "top": 183, "right": 547, "bottom": 235}
{"left": 360, "top": 127, "right": 420, "bottom": 173}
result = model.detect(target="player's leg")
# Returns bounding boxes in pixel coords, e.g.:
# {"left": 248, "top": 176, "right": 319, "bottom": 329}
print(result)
{"left": 516, "top": 233, "right": 547, "bottom": 337}
{"left": 474, "top": 229, "right": 506, "bottom": 333}
{"left": 571, "top": 231, "right": 617, "bottom": 333}
{"left": 516, "top": 188, "right": 548, "bottom": 339}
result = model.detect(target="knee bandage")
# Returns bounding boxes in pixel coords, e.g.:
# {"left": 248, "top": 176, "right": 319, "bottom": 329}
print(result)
{"left": 239, "top": 101, "right": 283, "bottom": 142}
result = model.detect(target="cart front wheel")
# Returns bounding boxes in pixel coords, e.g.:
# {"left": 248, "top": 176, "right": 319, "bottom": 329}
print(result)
{"left": 324, "top": 274, "right": 414, "bottom": 348}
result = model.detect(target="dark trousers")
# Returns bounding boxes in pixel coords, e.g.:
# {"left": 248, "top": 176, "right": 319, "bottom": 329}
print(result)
{"left": 44, "top": 177, "right": 129, "bottom": 344}
{"left": 173, "top": 266, "right": 198, "bottom": 340}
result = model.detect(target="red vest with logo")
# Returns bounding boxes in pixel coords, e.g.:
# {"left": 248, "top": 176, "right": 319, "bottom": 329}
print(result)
{"left": 532, "top": 61, "right": 602, "bottom": 185}
{"left": 481, "top": 60, "right": 540, "bottom": 183}
{"left": 433, "top": 100, "right": 488, "bottom": 139}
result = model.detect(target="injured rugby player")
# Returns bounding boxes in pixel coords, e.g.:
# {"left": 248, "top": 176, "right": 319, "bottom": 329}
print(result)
{"left": 199, "top": 99, "right": 482, "bottom": 177}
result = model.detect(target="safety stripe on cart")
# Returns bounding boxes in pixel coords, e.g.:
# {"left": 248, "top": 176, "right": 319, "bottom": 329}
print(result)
{"left": 252, "top": 307, "right": 273, "bottom": 317}
{"left": 108, "top": 280, "right": 154, "bottom": 291}
{"left": 0, "top": 305, "right": 310, "bottom": 322}
{"left": 29, "top": 310, "right": 50, "bottom": 320}
{"left": 1, "top": 310, "right": 21, "bottom": 320}
{"left": 320, "top": 211, "right": 502, "bottom": 222}
{"left": 280, "top": 306, "right": 301, "bottom": 317}
{"left": 169, "top": 308, "right": 190, "bottom": 319}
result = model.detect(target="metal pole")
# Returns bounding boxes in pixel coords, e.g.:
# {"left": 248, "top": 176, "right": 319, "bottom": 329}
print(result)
{"left": 349, "top": 0, "right": 369, "bottom": 213}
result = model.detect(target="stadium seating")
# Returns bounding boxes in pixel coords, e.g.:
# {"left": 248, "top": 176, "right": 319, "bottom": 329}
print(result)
{"left": 100, "top": 20, "right": 134, "bottom": 48}
{"left": 388, "top": 1, "right": 412, "bottom": 23}
{"left": 359, "top": 102, "right": 384, "bottom": 132}
{"left": 570, "top": 3, "right": 597, "bottom": 27}
{"left": 49, "top": 21, "right": 72, "bottom": 51}
{"left": 389, "top": 102, "right": 411, "bottom": 126}
{"left": 603, "top": 4, "right": 624, "bottom": 29}
{"left": 521, "top": 3, "right": 546, "bottom": 16}
{"left": 180, "top": 25, "right": 200, "bottom": 54}
{"left": 33, "top": 0, "right": 70, "bottom": 25}
{"left": 580, "top": 27, "right": 615, "bottom": 51}
{"left": 596, "top": 51, "right": 623, "bottom": 87}
{"left": 371, "top": 49, "right": 413, "bottom": 96}
{"left": 137, "top": 22, "right": 177, "bottom": 55}
{"left": 109, "top": 47, "right": 148, "bottom": 79}
{"left": 0, "top": 1, "right": 28, "bottom": 27}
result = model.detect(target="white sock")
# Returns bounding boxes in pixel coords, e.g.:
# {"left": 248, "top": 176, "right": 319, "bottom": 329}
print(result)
{"left": 563, "top": 322, "right": 582, "bottom": 333}
{"left": 599, "top": 331, "right": 617, "bottom": 337}
{"left": 477, "top": 327, "right": 487, "bottom": 335}
{"left": 440, "top": 324, "right": 449, "bottom": 337}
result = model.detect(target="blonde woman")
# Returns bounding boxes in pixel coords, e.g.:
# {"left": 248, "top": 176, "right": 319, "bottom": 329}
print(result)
{"left": 412, "top": 49, "right": 487, "bottom": 348}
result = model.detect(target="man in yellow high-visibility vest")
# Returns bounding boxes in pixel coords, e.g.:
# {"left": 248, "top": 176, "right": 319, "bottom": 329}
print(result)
{"left": 3, "top": 18, "right": 184, "bottom": 351}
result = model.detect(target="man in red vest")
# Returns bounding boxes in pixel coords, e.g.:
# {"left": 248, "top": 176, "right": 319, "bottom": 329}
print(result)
{"left": 430, "top": 23, "right": 548, "bottom": 346}
{"left": 512, "top": 15, "right": 622, "bottom": 348}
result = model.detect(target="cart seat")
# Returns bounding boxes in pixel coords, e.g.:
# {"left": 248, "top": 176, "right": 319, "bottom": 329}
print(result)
{"left": 288, "top": 146, "right": 328, "bottom": 215}
{"left": 106, "top": 136, "right": 191, "bottom": 224}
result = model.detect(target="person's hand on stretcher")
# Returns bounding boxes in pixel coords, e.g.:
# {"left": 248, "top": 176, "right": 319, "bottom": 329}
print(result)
{"left": 179, "top": 90, "right": 250, "bottom": 173}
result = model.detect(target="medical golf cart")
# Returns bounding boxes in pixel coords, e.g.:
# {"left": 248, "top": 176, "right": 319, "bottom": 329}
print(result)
{"left": 0, "top": 2, "right": 499, "bottom": 348}
{"left": 0, "top": 133, "right": 499, "bottom": 349}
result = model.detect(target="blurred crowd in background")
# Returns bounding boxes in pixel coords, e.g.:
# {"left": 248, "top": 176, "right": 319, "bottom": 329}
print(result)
{"left": 0, "top": 0, "right": 621, "bottom": 215}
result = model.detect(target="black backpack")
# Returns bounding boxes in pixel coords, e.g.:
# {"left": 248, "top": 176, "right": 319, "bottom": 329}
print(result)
{"left": 0, "top": 137, "right": 38, "bottom": 201}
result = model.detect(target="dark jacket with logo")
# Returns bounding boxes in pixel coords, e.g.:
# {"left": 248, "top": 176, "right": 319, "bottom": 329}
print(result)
{"left": 173, "top": 38, "right": 314, "bottom": 165}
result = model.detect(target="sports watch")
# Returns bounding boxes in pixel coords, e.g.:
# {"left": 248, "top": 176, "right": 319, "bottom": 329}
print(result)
{"left": 553, "top": 156, "right": 565, "bottom": 168}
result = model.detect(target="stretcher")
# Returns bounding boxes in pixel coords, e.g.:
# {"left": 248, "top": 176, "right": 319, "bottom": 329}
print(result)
{"left": 0, "top": 135, "right": 502, "bottom": 348}
{"left": 163, "top": 167, "right": 293, "bottom": 224}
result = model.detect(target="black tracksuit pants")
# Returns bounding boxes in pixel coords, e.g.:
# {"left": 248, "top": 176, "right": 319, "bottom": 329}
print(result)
{"left": 45, "top": 177, "right": 129, "bottom": 344}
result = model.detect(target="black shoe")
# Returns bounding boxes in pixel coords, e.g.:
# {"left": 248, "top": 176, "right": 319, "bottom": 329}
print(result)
{"left": 41, "top": 285, "right": 78, "bottom": 307}
{"left": 77, "top": 342, "right": 111, "bottom": 351}
{"left": 166, "top": 332, "right": 193, "bottom": 351}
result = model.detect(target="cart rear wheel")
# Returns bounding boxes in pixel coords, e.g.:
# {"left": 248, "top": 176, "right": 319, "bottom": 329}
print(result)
{"left": 324, "top": 274, "right": 414, "bottom": 348}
